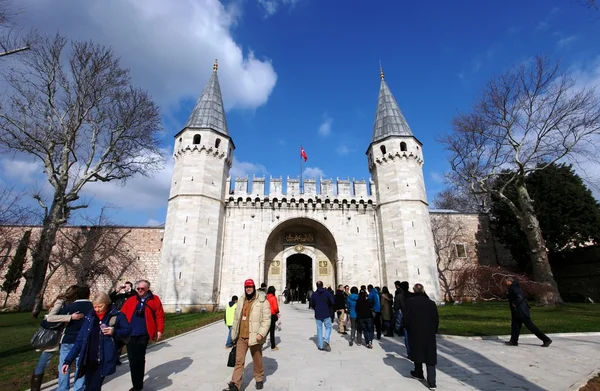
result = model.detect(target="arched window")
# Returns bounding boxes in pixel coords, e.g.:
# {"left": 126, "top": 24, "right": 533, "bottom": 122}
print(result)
{"left": 215, "top": 138, "right": 221, "bottom": 148}
{"left": 400, "top": 142, "right": 407, "bottom": 151}
{"left": 179, "top": 137, "right": 182, "bottom": 143}
{"left": 193, "top": 134, "right": 201, "bottom": 145}
{"left": 380, "top": 145, "right": 386, "bottom": 155}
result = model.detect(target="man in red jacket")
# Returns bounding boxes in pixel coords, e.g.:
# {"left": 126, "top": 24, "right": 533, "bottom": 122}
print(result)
{"left": 121, "top": 279, "right": 165, "bottom": 391}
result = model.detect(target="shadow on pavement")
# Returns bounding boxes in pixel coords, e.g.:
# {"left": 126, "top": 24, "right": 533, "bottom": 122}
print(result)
{"left": 142, "top": 356, "right": 193, "bottom": 390}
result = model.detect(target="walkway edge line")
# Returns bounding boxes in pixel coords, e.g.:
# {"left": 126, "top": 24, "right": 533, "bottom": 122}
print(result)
{"left": 35, "top": 318, "right": 222, "bottom": 391}
{"left": 567, "top": 366, "right": 600, "bottom": 391}
{"left": 438, "top": 331, "right": 600, "bottom": 340}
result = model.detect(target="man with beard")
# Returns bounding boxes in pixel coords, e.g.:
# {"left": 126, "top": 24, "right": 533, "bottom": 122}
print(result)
{"left": 223, "top": 279, "right": 271, "bottom": 391}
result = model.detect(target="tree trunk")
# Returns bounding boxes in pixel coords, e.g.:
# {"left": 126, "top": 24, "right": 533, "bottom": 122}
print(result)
{"left": 3, "top": 294, "right": 9, "bottom": 308}
{"left": 19, "top": 199, "right": 65, "bottom": 313}
{"left": 515, "top": 183, "right": 563, "bottom": 305}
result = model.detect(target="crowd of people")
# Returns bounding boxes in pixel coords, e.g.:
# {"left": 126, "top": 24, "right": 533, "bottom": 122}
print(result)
{"left": 30, "top": 279, "right": 165, "bottom": 391}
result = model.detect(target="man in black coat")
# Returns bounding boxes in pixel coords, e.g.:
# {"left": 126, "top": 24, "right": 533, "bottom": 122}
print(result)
{"left": 404, "top": 283, "right": 438, "bottom": 390}
{"left": 505, "top": 278, "right": 552, "bottom": 347}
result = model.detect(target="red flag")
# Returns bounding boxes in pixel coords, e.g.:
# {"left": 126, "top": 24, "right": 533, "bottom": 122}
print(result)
{"left": 300, "top": 146, "right": 308, "bottom": 162}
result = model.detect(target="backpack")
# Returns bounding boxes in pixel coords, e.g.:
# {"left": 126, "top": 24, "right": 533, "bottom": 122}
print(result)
{"left": 109, "top": 314, "right": 130, "bottom": 346}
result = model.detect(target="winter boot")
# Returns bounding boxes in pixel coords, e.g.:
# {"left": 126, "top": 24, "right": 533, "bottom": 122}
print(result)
{"left": 31, "top": 373, "right": 44, "bottom": 391}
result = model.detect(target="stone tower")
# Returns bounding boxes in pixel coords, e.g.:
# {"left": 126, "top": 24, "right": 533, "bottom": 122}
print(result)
{"left": 367, "top": 67, "right": 441, "bottom": 299}
{"left": 157, "top": 60, "right": 234, "bottom": 312}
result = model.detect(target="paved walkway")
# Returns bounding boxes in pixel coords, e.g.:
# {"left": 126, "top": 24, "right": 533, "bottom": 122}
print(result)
{"left": 65, "top": 303, "right": 599, "bottom": 390}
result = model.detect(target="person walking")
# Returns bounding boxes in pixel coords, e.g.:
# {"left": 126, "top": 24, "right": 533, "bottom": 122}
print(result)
{"left": 109, "top": 281, "right": 135, "bottom": 365}
{"left": 121, "top": 279, "right": 165, "bottom": 391}
{"left": 225, "top": 295, "right": 238, "bottom": 348}
{"left": 404, "top": 284, "right": 438, "bottom": 390}
{"left": 334, "top": 284, "right": 348, "bottom": 334}
{"left": 504, "top": 278, "right": 552, "bottom": 347}
{"left": 30, "top": 285, "right": 83, "bottom": 391}
{"left": 367, "top": 284, "right": 382, "bottom": 340}
{"left": 61, "top": 293, "right": 131, "bottom": 391}
{"left": 346, "top": 286, "right": 360, "bottom": 346}
{"left": 380, "top": 286, "right": 394, "bottom": 337}
{"left": 356, "top": 290, "right": 374, "bottom": 349}
{"left": 223, "top": 279, "right": 271, "bottom": 391}
{"left": 309, "top": 281, "right": 335, "bottom": 352}
{"left": 57, "top": 286, "right": 93, "bottom": 391}
{"left": 266, "top": 286, "right": 280, "bottom": 351}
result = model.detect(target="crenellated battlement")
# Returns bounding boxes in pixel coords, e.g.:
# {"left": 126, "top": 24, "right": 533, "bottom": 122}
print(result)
{"left": 173, "top": 143, "right": 233, "bottom": 167}
{"left": 225, "top": 175, "right": 377, "bottom": 206}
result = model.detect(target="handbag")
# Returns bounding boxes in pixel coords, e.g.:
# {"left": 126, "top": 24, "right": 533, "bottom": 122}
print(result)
{"left": 30, "top": 319, "right": 63, "bottom": 349}
{"left": 227, "top": 344, "right": 237, "bottom": 367}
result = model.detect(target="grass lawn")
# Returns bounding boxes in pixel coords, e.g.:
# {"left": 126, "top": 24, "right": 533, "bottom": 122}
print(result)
{"left": 0, "top": 311, "right": 223, "bottom": 391}
{"left": 438, "top": 302, "right": 600, "bottom": 336}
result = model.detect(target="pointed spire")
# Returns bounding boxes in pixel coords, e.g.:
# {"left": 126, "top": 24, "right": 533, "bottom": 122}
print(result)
{"left": 371, "top": 67, "right": 412, "bottom": 143}
{"left": 183, "top": 59, "right": 229, "bottom": 136}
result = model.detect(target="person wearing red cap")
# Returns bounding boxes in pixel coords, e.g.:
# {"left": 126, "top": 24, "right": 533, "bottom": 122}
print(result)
{"left": 223, "top": 279, "right": 271, "bottom": 391}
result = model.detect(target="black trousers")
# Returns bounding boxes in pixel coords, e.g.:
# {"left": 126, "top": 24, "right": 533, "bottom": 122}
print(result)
{"left": 373, "top": 312, "right": 382, "bottom": 339}
{"left": 84, "top": 365, "right": 105, "bottom": 391}
{"left": 414, "top": 362, "right": 436, "bottom": 386}
{"left": 127, "top": 334, "right": 150, "bottom": 390}
{"left": 269, "top": 314, "right": 277, "bottom": 348}
{"left": 510, "top": 315, "right": 549, "bottom": 343}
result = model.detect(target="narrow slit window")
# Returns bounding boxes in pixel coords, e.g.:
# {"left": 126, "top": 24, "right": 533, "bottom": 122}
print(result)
{"left": 380, "top": 145, "right": 387, "bottom": 155}
{"left": 193, "top": 134, "right": 201, "bottom": 144}
{"left": 215, "top": 138, "right": 221, "bottom": 148}
{"left": 400, "top": 142, "right": 407, "bottom": 151}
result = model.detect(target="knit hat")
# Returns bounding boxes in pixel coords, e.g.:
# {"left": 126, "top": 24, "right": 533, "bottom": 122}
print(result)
{"left": 244, "top": 279, "right": 255, "bottom": 287}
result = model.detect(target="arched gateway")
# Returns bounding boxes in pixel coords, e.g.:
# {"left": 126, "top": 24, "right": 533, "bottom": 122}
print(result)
{"left": 263, "top": 218, "right": 338, "bottom": 299}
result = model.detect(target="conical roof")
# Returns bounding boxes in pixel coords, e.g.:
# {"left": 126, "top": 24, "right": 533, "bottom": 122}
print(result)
{"left": 184, "top": 60, "right": 229, "bottom": 136}
{"left": 371, "top": 71, "right": 413, "bottom": 143}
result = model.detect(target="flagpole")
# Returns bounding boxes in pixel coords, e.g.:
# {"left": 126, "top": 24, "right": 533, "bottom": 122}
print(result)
{"left": 300, "top": 145, "right": 303, "bottom": 194}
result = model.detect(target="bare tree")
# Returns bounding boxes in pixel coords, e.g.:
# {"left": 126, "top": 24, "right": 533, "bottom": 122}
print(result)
{"left": 432, "top": 185, "right": 489, "bottom": 213}
{"left": 0, "top": 33, "right": 162, "bottom": 313}
{"left": 0, "top": 0, "right": 31, "bottom": 58}
{"left": 440, "top": 56, "right": 600, "bottom": 305}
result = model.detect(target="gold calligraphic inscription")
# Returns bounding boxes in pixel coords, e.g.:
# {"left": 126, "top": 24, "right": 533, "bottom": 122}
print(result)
{"left": 294, "top": 244, "right": 304, "bottom": 253}
{"left": 318, "top": 260, "right": 328, "bottom": 275}
{"left": 270, "top": 260, "right": 281, "bottom": 275}
{"left": 284, "top": 232, "right": 315, "bottom": 243}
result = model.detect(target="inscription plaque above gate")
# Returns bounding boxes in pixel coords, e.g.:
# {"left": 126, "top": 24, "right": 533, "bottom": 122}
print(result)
{"left": 284, "top": 232, "right": 315, "bottom": 244}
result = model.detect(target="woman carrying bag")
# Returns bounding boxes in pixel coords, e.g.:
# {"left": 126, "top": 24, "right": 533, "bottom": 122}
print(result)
{"left": 30, "top": 285, "right": 83, "bottom": 391}
{"left": 61, "top": 293, "right": 131, "bottom": 391}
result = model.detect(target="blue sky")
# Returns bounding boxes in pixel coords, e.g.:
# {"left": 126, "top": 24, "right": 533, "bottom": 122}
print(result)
{"left": 1, "top": 0, "right": 599, "bottom": 226}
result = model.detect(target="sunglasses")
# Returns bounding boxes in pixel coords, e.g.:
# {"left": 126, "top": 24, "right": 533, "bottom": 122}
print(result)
{"left": 137, "top": 287, "right": 147, "bottom": 291}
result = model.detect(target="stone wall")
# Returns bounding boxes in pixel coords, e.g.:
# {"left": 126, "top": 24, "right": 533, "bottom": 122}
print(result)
{"left": 0, "top": 226, "right": 163, "bottom": 308}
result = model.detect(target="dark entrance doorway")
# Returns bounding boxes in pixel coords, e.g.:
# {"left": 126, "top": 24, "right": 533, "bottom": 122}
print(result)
{"left": 286, "top": 253, "right": 312, "bottom": 304}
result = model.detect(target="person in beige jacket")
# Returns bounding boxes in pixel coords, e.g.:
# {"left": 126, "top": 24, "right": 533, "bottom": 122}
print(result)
{"left": 30, "top": 285, "right": 84, "bottom": 391}
{"left": 223, "top": 279, "right": 271, "bottom": 391}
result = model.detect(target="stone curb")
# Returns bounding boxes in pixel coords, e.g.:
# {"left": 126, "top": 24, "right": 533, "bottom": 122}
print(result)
{"left": 567, "top": 366, "right": 600, "bottom": 391}
{"left": 438, "top": 331, "right": 600, "bottom": 340}
{"left": 36, "top": 318, "right": 222, "bottom": 391}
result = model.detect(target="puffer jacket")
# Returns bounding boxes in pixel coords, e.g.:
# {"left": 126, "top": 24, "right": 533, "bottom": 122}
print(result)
{"left": 266, "top": 293, "right": 279, "bottom": 315}
{"left": 231, "top": 291, "right": 271, "bottom": 346}
{"left": 346, "top": 293, "right": 359, "bottom": 319}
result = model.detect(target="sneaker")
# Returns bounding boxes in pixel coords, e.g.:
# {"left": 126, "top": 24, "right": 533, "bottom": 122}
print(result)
{"left": 356, "top": 341, "right": 362, "bottom": 346}
{"left": 256, "top": 381, "right": 263, "bottom": 390}
{"left": 428, "top": 384, "right": 437, "bottom": 390}
{"left": 349, "top": 340, "right": 353, "bottom": 346}
{"left": 367, "top": 343, "right": 373, "bottom": 349}
{"left": 410, "top": 371, "right": 425, "bottom": 380}
{"left": 341, "top": 331, "right": 348, "bottom": 335}
{"left": 318, "top": 347, "right": 325, "bottom": 351}
{"left": 271, "top": 346, "right": 279, "bottom": 351}
{"left": 324, "top": 342, "right": 331, "bottom": 352}
{"left": 504, "top": 341, "right": 518, "bottom": 346}
{"left": 541, "top": 339, "right": 552, "bottom": 348}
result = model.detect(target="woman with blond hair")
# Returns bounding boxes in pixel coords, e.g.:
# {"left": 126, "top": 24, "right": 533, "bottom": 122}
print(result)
{"left": 61, "top": 292, "right": 131, "bottom": 390}
{"left": 30, "top": 285, "right": 84, "bottom": 391}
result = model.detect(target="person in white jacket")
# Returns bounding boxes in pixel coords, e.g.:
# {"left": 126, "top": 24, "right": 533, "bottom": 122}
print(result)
{"left": 30, "top": 285, "right": 84, "bottom": 391}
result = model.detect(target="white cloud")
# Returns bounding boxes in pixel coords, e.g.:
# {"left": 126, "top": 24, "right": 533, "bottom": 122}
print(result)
{"left": 1, "top": 159, "right": 42, "bottom": 183}
{"left": 14, "top": 0, "right": 277, "bottom": 112}
{"left": 430, "top": 171, "right": 445, "bottom": 185}
{"left": 257, "top": 0, "right": 300, "bottom": 17}
{"left": 303, "top": 167, "right": 325, "bottom": 178}
{"left": 336, "top": 145, "right": 350, "bottom": 156}
{"left": 557, "top": 35, "right": 577, "bottom": 48}
{"left": 146, "top": 218, "right": 162, "bottom": 227}
{"left": 318, "top": 114, "right": 333, "bottom": 137}
{"left": 230, "top": 157, "right": 268, "bottom": 178}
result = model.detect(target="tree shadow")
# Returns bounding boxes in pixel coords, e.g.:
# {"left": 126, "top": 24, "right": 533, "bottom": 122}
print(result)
{"left": 239, "top": 356, "right": 278, "bottom": 391}
{"left": 140, "top": 356, "right": 193, "bottom": 391}
{"left": 379, "top": 336, "right": 546, "bottom": 390}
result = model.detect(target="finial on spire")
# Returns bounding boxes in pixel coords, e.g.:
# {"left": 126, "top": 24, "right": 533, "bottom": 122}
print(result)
{"left": 213, "top": 59, "right": 218, "bottom": 72}
{"left": 379, "top": 61, "right": 384, "bottom": 81}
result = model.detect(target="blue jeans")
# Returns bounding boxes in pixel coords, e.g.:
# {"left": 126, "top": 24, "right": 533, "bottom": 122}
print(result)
{"left": 58, "top": 343, "right": 85, "bottom": 391}
{"left": 34, "top": 351, "right": 54, "bottom": 375}
{"left": 315, "top": 317, "right": 332, "bottom": 349}
{"left": 359, "top": 317, "right": 374, "bottom": 345}
{"left": 226, "top": 326, "right": 233, "bottom": 347}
